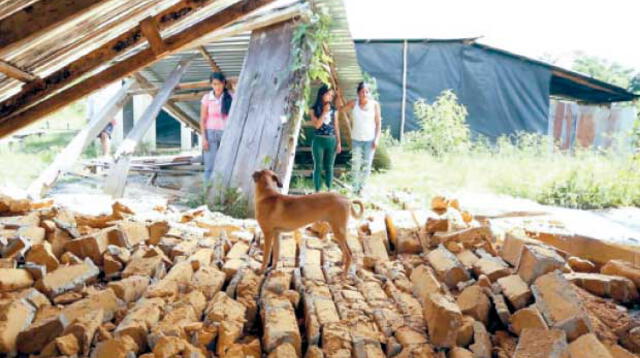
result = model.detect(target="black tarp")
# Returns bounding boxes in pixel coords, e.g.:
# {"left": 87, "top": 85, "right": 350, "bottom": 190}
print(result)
{"left": 355, "top": 41, "right": 552, "bottom": 139}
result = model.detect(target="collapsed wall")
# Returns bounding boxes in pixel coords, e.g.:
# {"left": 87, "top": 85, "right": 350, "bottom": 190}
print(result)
{"left": 0, "top": 192, "right": 639, "bottom": 357}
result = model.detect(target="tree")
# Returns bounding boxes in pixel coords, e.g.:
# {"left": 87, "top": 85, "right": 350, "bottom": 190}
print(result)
{"left": 572, "top": 52, "right": 636, "bottom": 89}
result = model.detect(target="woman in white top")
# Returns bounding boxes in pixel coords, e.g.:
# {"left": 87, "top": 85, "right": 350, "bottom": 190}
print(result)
{"left": 342, "top": 82, "right": 381, "bottom": 195}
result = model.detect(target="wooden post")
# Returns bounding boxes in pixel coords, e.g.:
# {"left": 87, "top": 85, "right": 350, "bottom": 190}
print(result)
{"left": 325, "top": 48, "right": 352, "bottom": 148}
{"left": 26, "top": 79, "right": 135, "bottom": 199}
{"left": 400, "top": 39, "right": 408, "bottom": 141}
{"left": 207, "top": 21, "right": 306, "bottom": 213}
{"left": 104, "top": 58, "right": 193, "bottom": 198}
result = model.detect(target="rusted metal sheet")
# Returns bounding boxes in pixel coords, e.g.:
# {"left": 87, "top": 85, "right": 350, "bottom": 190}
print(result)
{"left": 549, "top": 100, "right": 637, "bottom": 150}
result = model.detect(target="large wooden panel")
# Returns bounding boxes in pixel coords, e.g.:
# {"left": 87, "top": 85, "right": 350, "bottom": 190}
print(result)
{"left": 209, "top": 21, "right": 305, "bottom": 212}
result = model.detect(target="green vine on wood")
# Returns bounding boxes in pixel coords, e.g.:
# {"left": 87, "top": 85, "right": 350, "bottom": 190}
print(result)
{"left": 285, "top": 6, "right": 333, "bottom": 136}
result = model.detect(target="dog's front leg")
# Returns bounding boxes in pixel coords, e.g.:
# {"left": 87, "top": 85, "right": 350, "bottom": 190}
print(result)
{"left": 260, "top": 230, "right": 274, "bottom": 274}
{"left": 272, "top": 230, "right": 281, "bottom": 269}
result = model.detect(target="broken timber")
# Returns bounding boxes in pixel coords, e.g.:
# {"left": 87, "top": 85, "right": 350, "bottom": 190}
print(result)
{"left": 208, "top": 20, "right": 308, "bottom": 213}
{"left": 104, "top": 58, "right": 193, "bottom": 198}
{"left": 27, "top": 79, "right": 135, "bottom": 199}
{"left": 0, "top": 0, "right": 278, "bottom": 138}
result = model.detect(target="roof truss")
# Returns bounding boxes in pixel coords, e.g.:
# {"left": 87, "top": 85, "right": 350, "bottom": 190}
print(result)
{"left": 0, "top": 0, "right": 277, "bottom": 137}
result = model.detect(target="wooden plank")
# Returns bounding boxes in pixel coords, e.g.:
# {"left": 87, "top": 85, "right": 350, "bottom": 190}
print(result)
{"left": 0, "top": 59, "right": 37, "bottom": 82}
{"left": 176, "top": 80, "right": 210, "bottom": 90}
{"left": 133, "top": 72, "right": 200, "bottom": 131}
{"left": 104, "top": 58, "right": 193, "bottom": 198}
{"left": 0, "top": 0, "right": 277, "bottom": 138}
{"left": 140, "top": 16, "right": 167, "bottom": 57}
{"left": 0, "top": 0, "right": 107, "bottom": 50}
{"left": 0, "top": 0, "right": 40, "bottom": 21}
{"left": 27, "top": 79, "right": 135, "bottom": 199}
{"left": 0, "top": 0, "right": 239, "bottom": 121}
{"left": 171, "top": 93, "right": 205, "bottom": 102}
{"left": 198, "top": 46, "right": 221, "bottom": 72}
{"left": 208, "top": 21, "right": 307, "bottom": 211}
{"left": 324, "top": 43, "right": 352, "bottom": 148}
{"left": 551, "top": 70, "right": 619, "bottom": 95}
{"left": 188, "top": 1, "right": 307, "bottom": 49}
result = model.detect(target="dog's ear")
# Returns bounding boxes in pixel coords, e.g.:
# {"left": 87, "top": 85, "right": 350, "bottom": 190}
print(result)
{"left": 252, "top": 171, "right": 262, "bottom": 182}
{"left": 272, "top": 174, "right": 283, "bottom": 188}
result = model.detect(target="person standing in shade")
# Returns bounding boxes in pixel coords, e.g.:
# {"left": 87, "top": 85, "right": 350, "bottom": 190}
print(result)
{"left": 200, "top": 72, "right": 233, "bottom": 183}
{"left": 342, "top": 82, "right": 381, "bottom": 195}
{"left": 97, "top": 119, "right": 116, "bottom": 158}
{"left": 309, "top": 84, "right": 341, "bottom": 192}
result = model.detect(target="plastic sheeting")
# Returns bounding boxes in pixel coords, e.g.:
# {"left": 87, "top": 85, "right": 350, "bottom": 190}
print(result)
{"left": 355, "top": 41, "right": 552, "bottom": 139}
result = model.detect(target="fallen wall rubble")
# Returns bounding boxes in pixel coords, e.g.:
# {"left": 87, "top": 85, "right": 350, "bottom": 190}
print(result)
{"left": 0, "top": 193, "right": 639, "bottom": 357}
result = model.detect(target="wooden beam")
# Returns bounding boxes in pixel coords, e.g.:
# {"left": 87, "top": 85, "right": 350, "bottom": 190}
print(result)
{"left": 0, "top": 0, "right": 108, "bottom": 50}
{"left": 27, "top": 79, "right": 135, "bottom": 199}
{"left": 0, "top": 1, "right": 41, "bottom": 21}
{"left": 324, "top": 43, "right": 352, "bottom": 147}
{"left": 175, "top": 78, "right": 237, "bottom": 90}
{"left": 0, "top": 0, "right": 236, "bottom": 121}
{"left": 133, "top": 72, "right": 199, "bottom": 131}
{"left": 0, "top": 59, "right": 37, "bottom": 82}
{"left": 104, "top": 58, "right": 193, "bottom": 198}
{"left": 188, "top": 1, "right": 308, "bottom": 49}
{"left": 170, "top": 93, "right": 206, "bottom": 102}
{"left": 552, "top": 70, "right": 619, "bottom": 95}
{"left": 0, "top": 0, "right": 277, "bottom": 138}
{"left": 198, "top": 46, "right": 221, "bottom": 72}
{"left": 176, "top": 80, "right": 210, "bottom": 90}
{"left": 140, "top": 17, "right": 167, "bottom": 57}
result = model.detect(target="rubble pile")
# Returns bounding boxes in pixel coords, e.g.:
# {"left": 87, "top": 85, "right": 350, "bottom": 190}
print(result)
{"left": 0, "top": 192, "right": 639, "bottom": 358}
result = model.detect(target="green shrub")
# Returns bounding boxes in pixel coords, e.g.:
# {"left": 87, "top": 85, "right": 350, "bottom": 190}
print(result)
{"left": 406, "top": 90, "right": 471, "bottom": 156}
{"left": 184, "top": 181, "right": 249, "bottom": 218}
{"left": 372, "top": 145, "right": 391, "bottom": 172}
{"left": 535, "top": 162, "right": 640, "bottom": 209}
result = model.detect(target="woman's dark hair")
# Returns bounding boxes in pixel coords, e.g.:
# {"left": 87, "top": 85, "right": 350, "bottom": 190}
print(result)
{"left": 311, "top": 84, "right": 334, "bottom": 118}
{"left": 357, "top": 81, "right": 367, "bottom": 95}
{"left": 210, "top": 72, "right": 232, "bottom": 116}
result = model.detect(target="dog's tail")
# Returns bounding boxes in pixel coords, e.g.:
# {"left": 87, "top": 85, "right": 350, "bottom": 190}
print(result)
{"left": 350, "top": 200, "right": 364, "bottom": 219}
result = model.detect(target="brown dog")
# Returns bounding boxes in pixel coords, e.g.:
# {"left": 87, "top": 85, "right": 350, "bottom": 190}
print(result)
{"left": 252, "top": 169, "right": 364, "bottom": 278}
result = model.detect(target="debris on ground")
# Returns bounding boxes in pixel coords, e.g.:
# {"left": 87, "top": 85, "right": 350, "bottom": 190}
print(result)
{"left": 0, "top": 190, "right": 639, "bottom": 357}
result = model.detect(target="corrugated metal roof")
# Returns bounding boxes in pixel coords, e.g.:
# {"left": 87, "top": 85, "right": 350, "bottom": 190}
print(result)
{"left": 139, "top": 0, "right": 363, "bottom": 116}
{"left": 315, "top": 0, "right": 363, "bottom": 100}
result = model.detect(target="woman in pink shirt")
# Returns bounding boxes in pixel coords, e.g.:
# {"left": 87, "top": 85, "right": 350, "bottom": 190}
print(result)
{"left": 200, "top": 72, "right": 233, "bottom": 183}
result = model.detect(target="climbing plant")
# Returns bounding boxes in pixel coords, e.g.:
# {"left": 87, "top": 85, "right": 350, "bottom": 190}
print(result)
{"left": 286, "top": 5, "right": 333, "bottom": 131}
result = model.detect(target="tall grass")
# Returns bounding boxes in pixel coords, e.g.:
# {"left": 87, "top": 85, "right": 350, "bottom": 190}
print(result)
{"left": 0, "top": 132, "right": 77, "bottom": 189}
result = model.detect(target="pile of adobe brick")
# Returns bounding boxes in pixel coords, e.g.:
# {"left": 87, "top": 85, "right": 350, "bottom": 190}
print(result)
{"left": 0, "top": 193, "right": 639, "bottom": 358}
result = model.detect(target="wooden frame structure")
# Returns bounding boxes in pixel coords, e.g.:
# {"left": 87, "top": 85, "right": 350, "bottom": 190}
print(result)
{"left": 2, "top": 0, "right": 364, "bottom": 208}
{"left": 0, "top": 0, "right": 280, "bottom": 137}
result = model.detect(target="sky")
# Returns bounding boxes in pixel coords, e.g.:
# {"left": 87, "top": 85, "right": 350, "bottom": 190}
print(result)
{"left": 343, "top": 0, "right": 640, "bottom": 70}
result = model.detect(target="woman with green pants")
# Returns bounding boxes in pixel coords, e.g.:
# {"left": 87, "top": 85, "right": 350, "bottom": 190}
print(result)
{"left": 309, "top": 85, "right": 341, "bottom": 192}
